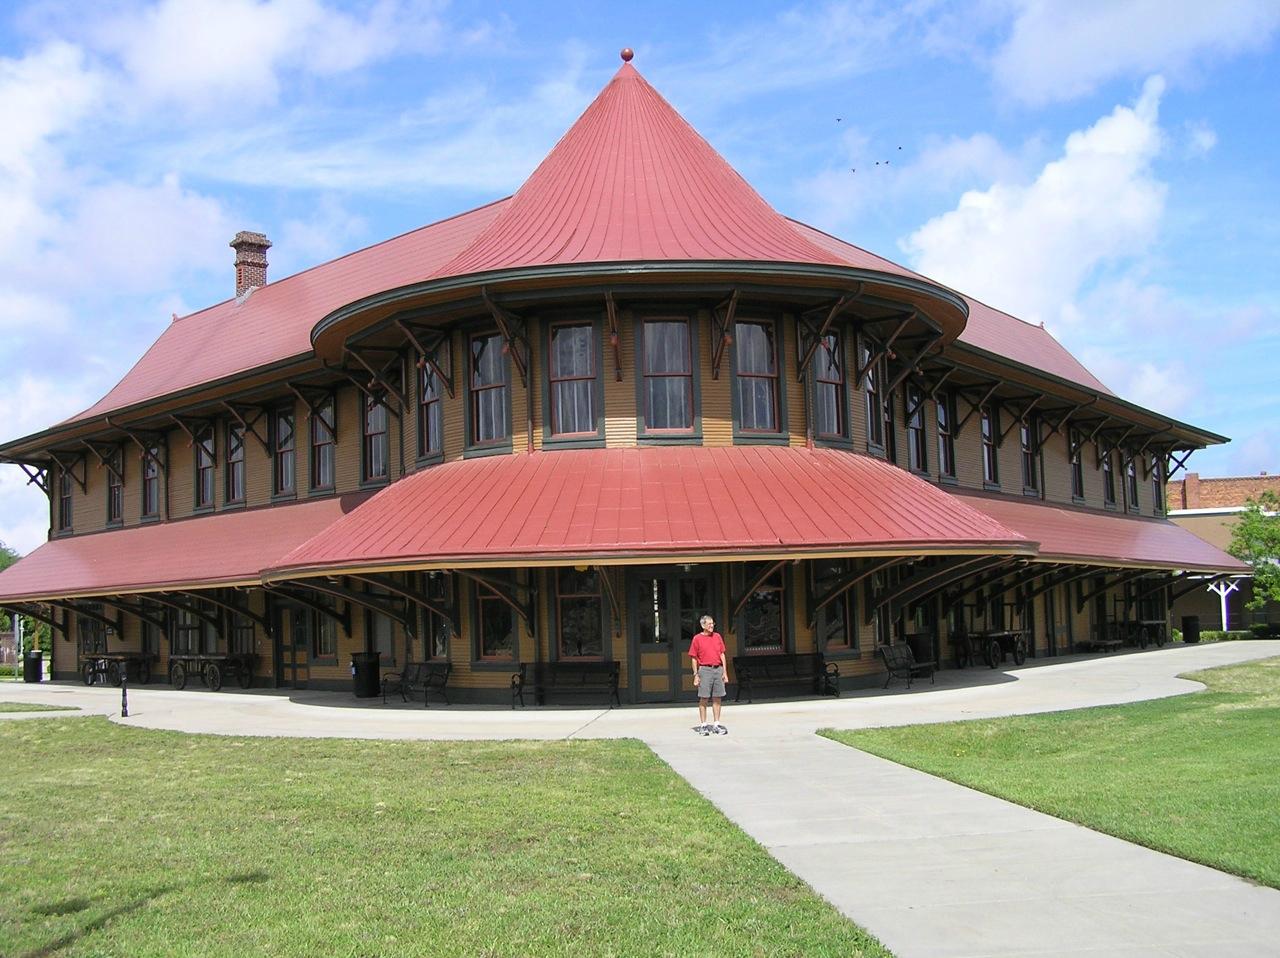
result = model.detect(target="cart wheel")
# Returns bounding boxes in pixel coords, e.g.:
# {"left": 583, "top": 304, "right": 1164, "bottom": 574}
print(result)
{"left": 206, "top": 663, "right": 223, "bottom": 692}
{"left": 138, "top": 660, "right": 151, "bottom": 684}
{"left": 170, "top": 662, "right": 187, "bottom": 690}
{"left": 82, "top": 662, "right": 96, "bottom": 686}
{"left": 986, "top": 639, "right": 1002, "bottom": 668}
{"left": 1013, "top": 638, "right": 1027, "bottom": 666}
{"left": 1138, "top": 627, "right": 1149, "bottom": 650}
{"left": 107, "top": 662, "right": 123, "bottom": 687}
{"left": 237, "top": 665, "right": 253, "bottom": 690}
{"left": 1155, "top": 629, "right": 1166, "bottom": 648}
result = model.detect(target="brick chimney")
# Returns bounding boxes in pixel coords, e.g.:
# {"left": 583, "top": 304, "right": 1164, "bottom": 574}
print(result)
{"left": 1183, "top": 472, "right": 1201, "bottom": 508}
{"left": 230, "top": 231, "right": 271, "bottom": 297}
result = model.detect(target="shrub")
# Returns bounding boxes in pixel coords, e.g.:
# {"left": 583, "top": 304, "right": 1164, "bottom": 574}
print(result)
{"left": 1198, "top": 630, "right": 1255, "bottom": 643}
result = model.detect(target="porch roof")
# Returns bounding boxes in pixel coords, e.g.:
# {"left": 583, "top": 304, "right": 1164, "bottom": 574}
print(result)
{"left": 0, "top": 494, "right": 369, "bottom": 603}
{"left": 266, "top": 446, "right": 1034, "bottom": 579}
{"left": 947, "top": 490, "right": 1249, "bottom": 574}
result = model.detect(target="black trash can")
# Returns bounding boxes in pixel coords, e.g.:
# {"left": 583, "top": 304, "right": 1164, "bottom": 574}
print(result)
{"left": 351, "top": 651, "right": 380, "bottom": 698}
{"left": 23, "top": 649, "right": 43, "bottom": 683}
{"left": 1181, "top": 615, "right": 1200, "bottom": 645}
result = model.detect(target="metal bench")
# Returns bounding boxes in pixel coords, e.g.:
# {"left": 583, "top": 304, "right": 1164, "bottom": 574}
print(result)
{"left": 512, "top": 661, "right": 620, "bottom": 708}
{"left": 731, "top": 652, "right": 839, "bottom": 703}
{"left": 877, "top": 642, "right": 936, "bottom": 688}
{"left": 381, "top": 661, "right": 451, "bottom": 707}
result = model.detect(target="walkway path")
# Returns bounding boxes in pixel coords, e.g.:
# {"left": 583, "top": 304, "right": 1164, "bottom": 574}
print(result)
{"left": 4, "top": 641, "right": 1279, "bottom": 956}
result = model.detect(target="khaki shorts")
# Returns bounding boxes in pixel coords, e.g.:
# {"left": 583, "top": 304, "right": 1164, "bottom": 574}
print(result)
{"left": 697, "top": 665, "right": 726, "bottom": 699}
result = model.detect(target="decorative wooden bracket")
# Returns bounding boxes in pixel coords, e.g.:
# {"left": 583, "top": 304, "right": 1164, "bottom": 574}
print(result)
{"left": 396, "top": 319, "right": 455, "bottom": 399}
{"left": 304, "top": 578, "right": 415, "bottom": 637}
{"left": 998, "top": 394, "right": 1043, "bottom": 446}
{"left": 456, "top": 570, "right": 535, "bottom": 634}
{"left": 347, "top": 572, "right": 458, "bottom": 638}
{"left": 942, "top": 559, "right": 1032, "bottom": 611}
{"left": 265, "top": 584, "right": 352, "bottom": 637}
{"left": 871, "top": 556, "right": 1007, "bottom": 624}
{"left": 796, "top": 286, "right": 861, "bottom": 380}
{"left": 286, "top": 382, "right": 337, "bottom": 443}
{"left": 604, "top": 292, "right": 624, "bottom": 383}
{"left": 4, "top": 603, "right": 66, "bottom": 635}
{"left": 80, "top": 441, "right": 125, "bottom": 484}
{"left": 169, "top": 414, "right": 215, "bottom": 448}
{"left": 172, "top": 589, "right": 274, "bottom": 638}
{"left": 48, "top": 599, "right": 123, "bottom": 636}
{"left": 883, "top": 329, "right": 940, "bottom": 395}
{"left": 1040, "top": 398, "right": 1094, "bottom": 439}
{"left": 150, "top": 593, "right": 222, "bottom": 633}
{"left": 345, "top": 346, "right": 408, "bottom": 412}
{"left": 953, "top": 380, "right": 1002, "bottom": 437}
{"left": 1018, "top": 565, "right": 1101, "bottom": 605}
{"left": 808, "top": 556, "right": 909, "bottom": 628}
{"left": 1165, "top": 447, "right": 1195, "bottom": 480}
{"left": 854, "top": 313, "right": 912, "bottom": 388}
{"left": 1075, "top": 568, "right": 1154, "bottom": 613}
{"left": 220, "top": 403, "right": 272, "bottom": 454}
{"left": 92, "top": 596, "right": 169, "bottom": 633}
{"left": 482, "top": 287, "right": 530, "bottom": 388}
{"left": 731, "top": 559, "right": 790, "bottom": 621}
{"left": 108, "top": 420, "right": 168, "bottom": 476}
{"left": 595, "top": 566, "right": 623, "bottom": 638}
{"left": 709, "top": 290, "right": 739, "bottom": 380}
{"left": 46, "top": 450, "right": 87, "bottom": 494}
{"left": 923, "top": 364, "right": 956, "bottom": 403}
{"left": 17, "top": 463, "right": 50, "bottom": 496}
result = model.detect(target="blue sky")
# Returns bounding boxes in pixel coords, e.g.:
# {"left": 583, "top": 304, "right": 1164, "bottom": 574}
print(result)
{"left": 1, "top": 0, "right": 1278, "bottom": 553}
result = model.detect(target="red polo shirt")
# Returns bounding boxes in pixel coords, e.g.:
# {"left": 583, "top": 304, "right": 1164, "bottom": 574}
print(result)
{"left": 688, "top": 631, "right": 726, "bottom": 666}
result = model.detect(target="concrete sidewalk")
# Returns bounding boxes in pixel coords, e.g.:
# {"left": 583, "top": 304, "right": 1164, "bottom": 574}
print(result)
{"left": 4, "top": 641, "right": 1279, "bottom": 956}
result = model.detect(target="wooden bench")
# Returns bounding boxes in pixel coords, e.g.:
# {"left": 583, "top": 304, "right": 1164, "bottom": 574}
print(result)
{"left": 511, "top": 661, "right": 620, "bottom": 708}
{"left": 731, "top": 652, "right": 839, "bottom": 703}
{"left": 381, "top": 661, "right": 451, "bottom": 707}
{"left": 877, "top": 642, "right": 936, "bottom": 689}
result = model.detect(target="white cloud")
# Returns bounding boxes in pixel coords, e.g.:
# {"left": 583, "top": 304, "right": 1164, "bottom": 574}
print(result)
{"left": 1184, "top": 120, "right": 1218, "bottom": 158}
{"left": 1082, "top": 352, "right": 1197, "bottom": 415}
{"left": 993, "top": 0, "right": 1280, "bottom": 105}
{"left": 903, "top": 76, "right": 1167, "bottom": 327}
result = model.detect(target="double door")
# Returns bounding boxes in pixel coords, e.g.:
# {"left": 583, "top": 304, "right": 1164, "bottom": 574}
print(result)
{"left": 276, "top": 606, "right": 310, "bottom": 689}
{"left": 629, "top": 568, "right": 716, "bottom": 703}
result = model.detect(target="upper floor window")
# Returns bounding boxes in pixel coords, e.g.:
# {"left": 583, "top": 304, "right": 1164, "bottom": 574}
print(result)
{"left": 813, "top": 331, "right": 846, "bottom": 440}
{"left": 273, "top": 409, "right": 295, "bottom": 496}
{"left": 936, "top": 392, "right": 956, "bottom": 478}
{"left": 1125, "top": 455, "right": 1139, "bottom": 512}
{"left": 641, "top": 318, "right": 694, "bottom": 432}
{"left": 734, "top": 319, "right": 780, "bottom": 433}
{"left": 57, "top": 469, "right": 73, "bottom": 531}
{"left": 882, "top": 386, "right": 898, "bottom": 464}
{"left": 1103, "top": 449, "right": 1116, "bottom": 505}
{"left": 310, "top": 397, "right": 335, "bottom": 490}
{"left": 106, "top": 449, "right": 123, "bottom": 524}
{"left": 141, "top": 444, "right": 162, "bottom": 518}
{"left": 548, "top": 321, "right": 598, "bottom": 437}
{"left": 1151, "top": 454, "right": 1164, "bottom": 513}
{"left": 418, "top": 362, "right": 443, "bottom": 459}
{"left": 225, "top": 422, "right": 245, "bottom": 504}
{"left": 906, "top": 386, "right": 927, "bottom": 472}
{"left": 862, "top": 344, "right": 884, "bottom": 448}
{"left": 469, "top": 332, "right": 509, "bottom": 447}
{"left": 980, "top": 406, "right": 999, "bottom": 485}
{"left": 556, "top": 567, "right": 604, "bottom": 660}
{"left": 1020, "top": 421, "right": 1038, "bottom": 492}
{"left": 194, "top": 426, "right": 215, "bottom": 509}
{"left": 363, "top": 397, "right": 389, "bottom": 482}
{"left": 1070, "top": 430, "right": 1085, "bottom": 499}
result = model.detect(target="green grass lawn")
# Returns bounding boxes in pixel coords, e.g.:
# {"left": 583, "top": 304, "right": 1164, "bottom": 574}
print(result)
{"left": 825, "top": 656, "right": 1280, "bottom": 889}
{"left": 0, "top": 719, "right": 887, "bottom": 958}
{"left": 0, "top": 701, "right": 78, "bottom": 713}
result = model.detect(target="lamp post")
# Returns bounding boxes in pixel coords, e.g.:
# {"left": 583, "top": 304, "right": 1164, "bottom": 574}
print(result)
{"left": 120, "top": 664, "right": 128, "bottom": 718}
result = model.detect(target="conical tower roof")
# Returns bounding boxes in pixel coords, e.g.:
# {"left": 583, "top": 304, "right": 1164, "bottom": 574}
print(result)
{"left": 437, "top": 57, "right": 845, "bottom": 277}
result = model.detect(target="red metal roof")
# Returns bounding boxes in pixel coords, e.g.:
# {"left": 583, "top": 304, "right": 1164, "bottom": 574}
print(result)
{"left": 0, "top": 494, "right": 369, "bottom": 602}
{"left": 789, "top": 220, "right": 1115, "bottom": 395}
{"left": 948, "top": 490, "right": 1248, "bottom": 573}
{"left": 435, "top": 64, "right": 845, "bottom": 276}
{"left": 267, "top": 447, "right": 1032, "bottom": 577}
{"left": 64, "top": 201, "right": 506, "bottom": 424}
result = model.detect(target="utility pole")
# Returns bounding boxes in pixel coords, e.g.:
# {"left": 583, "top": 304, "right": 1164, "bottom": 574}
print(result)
{"left": 13, "top": 611, "right": 23, "bottom": 682}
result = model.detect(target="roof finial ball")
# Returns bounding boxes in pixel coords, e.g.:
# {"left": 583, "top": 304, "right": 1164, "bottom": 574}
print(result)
{"left": 620, "top": 47, "right": 634, "bottom": 63}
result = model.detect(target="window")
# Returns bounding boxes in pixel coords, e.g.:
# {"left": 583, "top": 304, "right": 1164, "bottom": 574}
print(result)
{"left": 813, "top": 331, "right": 846, "bottom": 440}
{"left": 1020, "top": 421, "right": 1038, "bottom": 492}
{"left": 740, "top": 564, "right": 786, "bottom": 652}
{"left": 106, "top": 449, "right": 123, "bottom": 524}
{"left": 906, "top": 386, "right": 927, "bottom": 472}
{"left": 312, "top": 599, "right": 336, "bottom": 659}
{"left": 734, "top": 319, "right": 779, "bottom": 433}
{"left": 882, "top": 387, "right": 897, "bottom": 464}
{"left": 310, "top": 397, "right": 335, "bottom": 490}
{"left": 173, "top": 608, "right": 199, "bottom": 655}
{"left": 641, "top": 318, "right": 694, "bottom": 432}
{"left": 231, "top": 614, "right": 256, "bottom": 656}
{"left": 225, "top": 422, "right": 245, "bottom": 504}
{"left": 1070, "top": 431, "right": 1085, "bottom": 499}
{"left": 273, "top": 409, "right": 295, "bottom": 496}
{"left": 362, "top": 397, "right": 388, "bottom": 482}
{"left": 548, "top": 322, "right": 598, "bottom": 437}
{"left": 421, "top": 572, "right": 452, "bottom": 660}
{"left": 1103, "top": 449, "right": 1116, "bottom": 505}
{"left": 862, "top": 344, "right": 884, "bottom": 448}
{"left": 469, "top": 332, "right": 509, "bottom": 446}
{"left": 980, "top": 406, "right": 999, "bottom": 485}
{"left": 368, "top": 586, "right": 396, "bottom": 666}
{"left": 1151, "top": 454, "right": 1164, "bottom": 513}
{"left": 141, "top": 445, "right": 161, "bottom": 518}
{"left": 1125, "top": 455, "right": 1139, "bottom": 512}
{"left": 194, "top": 426, "right": 215, "bottom": 509}
{"left": 936, "top": 392, "right": 956, "bottom": 478}
{"left": 556, "top": 567, "right": 604, "bottom": 659}
{"left": 811, "top": 560, "right": 855, "bottom": 653}
{"left": 417, "top": 362, "right": 443, "bottom": 459}
{"left": 57, "top": 469, "right": 72, "bottom": 531}
{"left": 475, "top": 581, "right": 515, "bottom": 660}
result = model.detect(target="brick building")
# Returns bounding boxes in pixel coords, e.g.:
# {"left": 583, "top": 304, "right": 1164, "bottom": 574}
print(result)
{"left": 0, "top": 53, "right": 1246, "bottom": 700}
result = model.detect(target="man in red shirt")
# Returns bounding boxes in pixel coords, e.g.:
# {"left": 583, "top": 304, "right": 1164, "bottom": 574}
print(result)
{"left": 688, "top": 615, "right": 729, "bottom": 735}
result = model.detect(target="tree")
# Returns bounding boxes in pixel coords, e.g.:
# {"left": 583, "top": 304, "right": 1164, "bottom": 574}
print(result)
{"left": 1228, "top": 491, "right": 1280, "bottom": 610}
{"left": 0, "top": 541, "right": 51, "bottom": 650}
{"left": 0, "top": 540, "right": 17, "bottom": 631}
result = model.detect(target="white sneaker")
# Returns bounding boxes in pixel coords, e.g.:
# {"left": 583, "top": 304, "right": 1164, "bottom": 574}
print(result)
{"left": 713, "top": 724, "right": 728, "bottom": 735}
